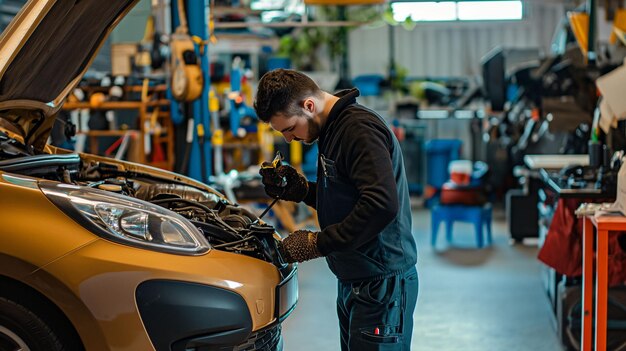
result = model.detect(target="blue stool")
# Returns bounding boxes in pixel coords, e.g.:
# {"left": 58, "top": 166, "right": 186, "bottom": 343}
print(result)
{"left": 431, "top": 203, "right": 493, "bottom": 248}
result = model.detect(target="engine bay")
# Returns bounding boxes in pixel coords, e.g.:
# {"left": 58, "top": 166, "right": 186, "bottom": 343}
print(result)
{"left": 0, "top": 131, "right": 286, "bottom": 268}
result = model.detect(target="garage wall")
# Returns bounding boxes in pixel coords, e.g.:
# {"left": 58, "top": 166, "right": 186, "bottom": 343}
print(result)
{"left": 348, "top": 2, "right": 565, "bottom": 78}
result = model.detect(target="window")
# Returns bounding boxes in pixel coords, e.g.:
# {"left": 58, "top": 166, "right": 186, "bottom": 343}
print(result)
{"left": 392, "top": 2, "right": 456, "bottom": 22}
{"left": 391, "top": 1, "right": 523, "bottom": 22}
{"left": 251, "top": 0, "right": 285, "bottom": 10}
{"left": 457, "top": 1, "right": 523, "bottom": 21}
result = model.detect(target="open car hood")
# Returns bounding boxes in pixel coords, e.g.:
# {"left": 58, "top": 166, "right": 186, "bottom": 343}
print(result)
{"left": 0, "top": 0, "right": 139, "bottom": 151}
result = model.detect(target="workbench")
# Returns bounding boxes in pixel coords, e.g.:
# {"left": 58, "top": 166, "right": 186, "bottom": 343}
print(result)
{"left": 509, "top": 154, "right": 590, "bottom": 244}
{"left": 539, "top": 168, "right": 606, "bottom": 199}
{"left": 523, "top": 154, "right": 589, "bottom": 170}
{"left": 514, "top": 154, "right": 608, "bottom": 348}
{"left": 582, "top": 215, "right": 626, "bottom": 351}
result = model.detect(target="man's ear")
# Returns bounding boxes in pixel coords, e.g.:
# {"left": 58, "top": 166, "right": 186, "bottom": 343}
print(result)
{"left": 303, "top": 98, "right": 315, "bottom": 114}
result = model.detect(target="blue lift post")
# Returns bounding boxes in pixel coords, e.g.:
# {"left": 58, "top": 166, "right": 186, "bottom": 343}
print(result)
{"left": 228, "top": 59, "right": 258, "bottom": 136}
{"left": 170, "top": 0, "right": 212, "bottom": 183}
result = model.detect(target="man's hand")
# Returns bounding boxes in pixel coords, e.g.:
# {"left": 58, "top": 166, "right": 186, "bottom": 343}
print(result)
{"left": 259, "top": 164, "right": 309, "bottom": 202}
{"left": 279, "top": 230, "right": 322, "bottom": 263}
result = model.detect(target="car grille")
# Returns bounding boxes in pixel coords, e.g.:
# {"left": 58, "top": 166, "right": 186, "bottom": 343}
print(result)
{"left": 184, "top": 324, "right": 282, "bottom": 351}
{"left": 234, "top": 324, "right": 282, "bottom": 351}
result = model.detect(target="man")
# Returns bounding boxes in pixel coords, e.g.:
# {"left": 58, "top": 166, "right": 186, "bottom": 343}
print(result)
{"left": 254, "top": 69, "right": 418, "bottom": 350}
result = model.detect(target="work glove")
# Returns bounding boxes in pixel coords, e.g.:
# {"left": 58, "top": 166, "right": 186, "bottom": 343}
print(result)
{"left": 279, "top": 230, "right": 322, "bottom": 263}
{"left": 259, "top": 164, "right": 309, "bottom": 202}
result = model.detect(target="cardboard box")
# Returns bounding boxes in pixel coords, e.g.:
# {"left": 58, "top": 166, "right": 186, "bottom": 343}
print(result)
{"left": 111, "top": 43, "right": 137, "bottom": 76}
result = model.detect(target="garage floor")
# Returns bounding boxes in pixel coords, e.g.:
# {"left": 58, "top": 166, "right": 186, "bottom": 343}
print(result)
{"left": 281, "top": 206, "right": 563, "bottom": 351}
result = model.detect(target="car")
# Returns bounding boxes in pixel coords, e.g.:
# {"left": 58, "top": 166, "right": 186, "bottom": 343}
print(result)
{"left": 0, "top": 1, "right": 297, "bottom": 350}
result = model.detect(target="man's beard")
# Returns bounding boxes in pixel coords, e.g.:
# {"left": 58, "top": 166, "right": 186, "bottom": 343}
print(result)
{"left": 293, "top": 116, "right": 320, "bottom": 144}
{"left": 303, "top": 117, "right": 320, "bottom": 145}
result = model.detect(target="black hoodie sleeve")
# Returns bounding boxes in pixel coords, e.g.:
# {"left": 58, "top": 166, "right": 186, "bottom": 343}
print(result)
{"left": 316, "top": 117, "right": 398, "bottom": 254}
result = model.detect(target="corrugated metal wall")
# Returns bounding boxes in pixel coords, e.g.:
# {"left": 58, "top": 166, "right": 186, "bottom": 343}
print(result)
{"left": 348, "top": 2, "right": 565, "bottom": 78}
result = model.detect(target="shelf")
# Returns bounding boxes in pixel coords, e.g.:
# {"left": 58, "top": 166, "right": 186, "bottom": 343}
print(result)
{"left": 76, "top": 85, "right": 167, "bottom": 93}
{"left": 213, "top": 6, "right": 262, "bottom": 16}
{"left": 63, "top": 90, "right": 175, "bottom": 171}
{"left": 214, "top": 20, "right": 368, "bottom": 29}
{"left": 63, "top": 100, "right": 170, "bottom": 110}
{"left": 77, "top": 130, "right": 139, "bottom": 137}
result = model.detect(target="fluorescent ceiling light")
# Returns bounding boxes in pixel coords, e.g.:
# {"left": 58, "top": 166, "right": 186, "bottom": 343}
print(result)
{"left": 251, "top": 0, "right": 286, "bottom": 11}
{"left": 260, "top": 10, "right": 287, "bottom": 22}
{"left": 252, "top": 0, "right": 304, "bottom": 16}
{"left": 457, "top": 1, "right": 523, "bottom": 21}
{"left": 391, "top": 2, "right": 457, "bottom": 22}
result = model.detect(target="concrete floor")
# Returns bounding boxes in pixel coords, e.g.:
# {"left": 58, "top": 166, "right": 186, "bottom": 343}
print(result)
{"left": 281, "top": 206, "right": 563, "bottom": 351}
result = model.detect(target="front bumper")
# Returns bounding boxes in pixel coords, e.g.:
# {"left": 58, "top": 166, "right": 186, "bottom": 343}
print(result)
{"left": 136, "top": 264, "right": 297, "bottom": 351}
{"left": 30, "top": 237, "right": 297, "bottom": 351}
{"left": 136, "top": 280, "right": 253, "bottom": 351}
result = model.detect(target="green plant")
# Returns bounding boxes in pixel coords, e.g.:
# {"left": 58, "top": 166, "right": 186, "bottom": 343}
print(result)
{"left": 276, "top": 5, "right": 384, "bottom": 71}
{"left": 389, "top": 62, "right": 408, "bottom": 93}
{"left": 382, "top": 3, "right": 416, "bottom": 30}
{"left": 277, "top": 27, "right": 326, "bottom": 71}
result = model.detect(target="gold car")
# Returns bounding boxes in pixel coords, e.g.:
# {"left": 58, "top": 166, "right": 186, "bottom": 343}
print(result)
{"left": 0, "top": 1, "right": 297, "bottom": 350}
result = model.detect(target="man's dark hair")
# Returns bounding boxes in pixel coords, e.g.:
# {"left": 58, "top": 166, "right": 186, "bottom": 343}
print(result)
{"left": 254, "top": 69, "right": 322, "bottom": 122}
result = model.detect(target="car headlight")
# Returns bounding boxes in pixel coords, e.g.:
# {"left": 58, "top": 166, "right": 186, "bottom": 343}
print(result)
{"left": 39, "top": 182, "right": 210, "bottom": 255}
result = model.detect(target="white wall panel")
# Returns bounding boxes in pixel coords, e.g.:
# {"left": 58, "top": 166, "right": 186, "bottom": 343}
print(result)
{"left": 348, "top": 2, "right": 565, "bottom": 78}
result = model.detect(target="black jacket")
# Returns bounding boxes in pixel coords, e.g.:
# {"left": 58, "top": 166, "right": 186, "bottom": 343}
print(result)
{"left": 303, "top": 88, "right": 417, "bottom": 282}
